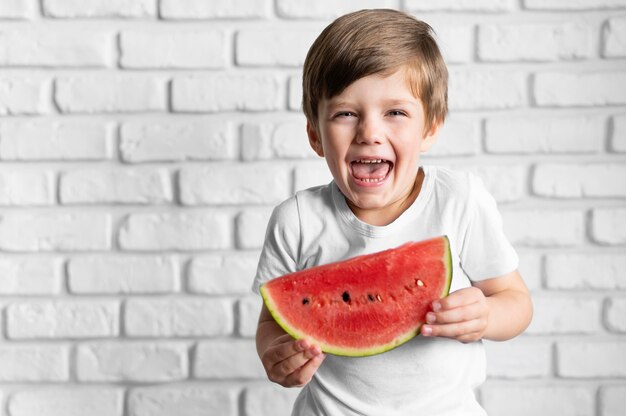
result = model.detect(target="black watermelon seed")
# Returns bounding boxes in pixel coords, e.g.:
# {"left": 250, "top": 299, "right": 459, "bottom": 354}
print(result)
{"left": 368, "top": 294, "right": 375, "bottom": 302}
{"left": 342, "top": 291, "right": 351, "bottom": 303}
{"left": 302, "top": 297, "right": 309, "bottom": 305}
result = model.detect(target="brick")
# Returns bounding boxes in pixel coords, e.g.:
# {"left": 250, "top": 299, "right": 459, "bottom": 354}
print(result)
{"left": 0, "top": 76, "right": 50, "bottom": 115}
{"left": 236, "top": 208, "right": 274, "bottom": 250}
{"left": 534, "top": 71, "right": 626, "bottom": 107}
{"left": 449, "top": 70, "right": 526, "bottom": 110}
{"left": 0, "top": 213, "right": 111, "bottom": 252}
{"left": 526, "top": 295, "right": 602, "bottom": 334}
{"left": 503, "top": 210, "right": 585, "bottom": 247}
{"left": 533, "top": 163, "right": 626, "bottom": 198}
{"left": 524, "top": 0, "right": 626, "bottom": 9}
{"left": 56, "top": 75, "right": 166, "bottom": 113}
{"left": 68, "top": 256, "right": 179, "bottom": 294}
{"left": 172, "top": 74, "right": 283, "bottom": 113}
{"left": 604, "top": 16, "right": 626, "bottom": 57}
{"left": 557, "top": 341, "right": 626, "bottom": 377}
{"left": 0, "top": 169, "right": 55, "bottom": 205}
{"left": 244, "top": 384, "right": 301, "bottom": 416}
{"left": 195, "top": 339, "right": 265, "bottom": 379}
{"left": 277, "top": 0, "right": 397, "bottom": 18}
{"left": 120, "top": 120, "right": 236, "bottom": 162}
{"left": 120, "top": 30, "right": 226, "bottom": 69}
{"left": 601, "top": 385, "right": 626, "bottom": 416}
{"left": 0, "top": 29, "right": 111, "bottom": 67}
{"left": 479, "top": 22, "right": 592, "bottom": 61}
{"left": 592, "top": 208, "right": 626, "bottom": 245}
{"left": 484, "top": 338, "right": 551, "bottom": 378}
{"left": 7, "top": 300, "right": 119, "bottom": 339}
{"left": 605, "top": 297, "right": 626, "bottom": 332}
{"left": 293, "top": 162, "right": 333, "bottom": 192}
{"left": 0, "top": 0, "right": 36, "bottom": 19}
{"left": 8, "top": 388, "right": 123, "bottom": 416}
{"left": 481, "top": 383, "right": 594, "bottom": 416}
{"left": 237, "top": 29, "right": 318, "bottom": 67}
{"left": 119, "top": 212, "right": 232, "bottom": 251}
{"left": 77, "top": 342, "right": 188, "bottom": 382}
{"left": 612, "top": 114, "right": 626, "bottom": 152}
{"left": 242, "top": 121, "right": 312, "bottom": 161}
{"left": 188, "top": 252, "right": 260, "bottom": 295}
{"left": 485, "top": 115, "right": 604, "bottom": 154}
{"left": 434, "top": 25, "right": 474, "bottom": 64}
{"left": 129, "top": 385, "right": 238, "bottom": 416}
{"left": 238, "top": 296, "right": 261, "bottom": 337}
{"left": 60, "top": 168, "right": 172, "bottom": 204}
{"left": 160, "top": 0, "right": 270, "bottom": 19}
{"left": 43, "top": 0, "right": 156, "bottom": 17}
{"left": 546, "top": 253, "right": 626, "bottom": 289}
{"left": 517, "top": 252, "right": 542, "bottom": 290}
{"left": 0, "top": 257, "right": 63, "bottom": 295}
{"left": 125, "top": 298, "right": 233, "bottom": 337}
{"left": 0, "top": 345, "right": 69, "bottom": 381}
{"left": 406, "top": 0, "right": 513, "bottom": 11}
{"left": 0, "top": 120, "right": 113, "bottom": 160}
{"left": 425, "top": 117, "right": 480, "bottom": 157}
{"left": 179, "top": 164, "right": 291, "bottom": 205}
{"left": 288, "top": 75, "right": 302, "bottom": 111}
{"left": 458, "top": 165, "right": 526, "bottom": 203}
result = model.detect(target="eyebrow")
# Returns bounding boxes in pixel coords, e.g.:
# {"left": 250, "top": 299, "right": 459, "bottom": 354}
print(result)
{"left": 326, "top": 98, "right": 419, "bottom": 109}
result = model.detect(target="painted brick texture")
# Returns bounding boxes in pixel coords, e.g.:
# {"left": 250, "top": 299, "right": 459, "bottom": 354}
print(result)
{"left": 1, "top": 1, "right": 624, "bottom": 415}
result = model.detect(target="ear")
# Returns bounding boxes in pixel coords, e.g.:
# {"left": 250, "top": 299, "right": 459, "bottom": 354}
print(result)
{"left": 307, "top": 121, "right": 324, "bottom": 157}
{"left": 420, "top": 119, "right": 442, "bottom": 153}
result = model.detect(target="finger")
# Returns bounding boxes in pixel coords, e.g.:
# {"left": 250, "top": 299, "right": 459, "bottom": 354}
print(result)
{"left": 421, "top": 319, "right": 486, "bottom": 339}
{"left": 426, "top": 301, "right": 486, "bottom": 325}
{"left": 271, "top": 345, "right": 322, "bottom": 379}
{"left": 434, "top": 287, "right": 483, "bottom": 311}
{"left": 264, "top": 337, "right": 308, "bottom": 367}
{"left": 283, "top": 353, "right": 326, "bottom": 387}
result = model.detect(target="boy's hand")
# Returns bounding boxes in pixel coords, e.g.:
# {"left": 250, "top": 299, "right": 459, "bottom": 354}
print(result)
{"left": 420, "top": 286, "right": 489, "bottom": 343}
{"left": 260, "top": 334, "right": 326, "bottom": 387}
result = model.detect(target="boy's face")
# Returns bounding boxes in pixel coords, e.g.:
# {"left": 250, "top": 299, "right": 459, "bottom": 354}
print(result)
{"left": 307, "top": 68, "right": 439, "bottom": 224}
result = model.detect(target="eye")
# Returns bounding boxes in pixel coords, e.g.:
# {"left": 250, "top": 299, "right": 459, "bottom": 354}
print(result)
{"left": 333, "top": 111, "right": 356, "bottom": 119}
{"left": 387, "top": 110, "right": 407, "bottom": 117}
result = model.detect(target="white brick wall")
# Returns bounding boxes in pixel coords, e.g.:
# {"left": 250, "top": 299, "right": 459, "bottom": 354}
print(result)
{"left": 0, "top": 1, "right": 625, "bottom": 415}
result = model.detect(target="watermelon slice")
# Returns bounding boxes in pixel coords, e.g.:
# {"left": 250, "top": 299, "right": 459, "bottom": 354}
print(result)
{"left": 260, "top": 236, "right": 452, "bottom": 357}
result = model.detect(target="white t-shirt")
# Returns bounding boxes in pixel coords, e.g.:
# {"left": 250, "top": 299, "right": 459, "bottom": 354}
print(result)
{"left": 253, "top": 166, "right": 519, "bottom": 416}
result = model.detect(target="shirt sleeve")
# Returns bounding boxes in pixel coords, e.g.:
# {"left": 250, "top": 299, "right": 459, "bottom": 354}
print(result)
{"left": 251, "top": 197, "right": 301, "bottom": 294}
{"left": 459, "top": 174, "right": 519, "bottom": 282}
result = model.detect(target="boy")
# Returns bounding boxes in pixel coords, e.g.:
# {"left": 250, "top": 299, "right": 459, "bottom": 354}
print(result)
{"left": 253, "top": 9, "right": 532, "bottom": 415}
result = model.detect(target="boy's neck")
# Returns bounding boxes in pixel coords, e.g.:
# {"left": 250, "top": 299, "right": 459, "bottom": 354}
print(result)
{"left": 348, "top": 168, "right": 424, "bottom": 227}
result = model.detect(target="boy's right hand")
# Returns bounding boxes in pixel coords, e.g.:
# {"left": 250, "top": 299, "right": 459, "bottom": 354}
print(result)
{"left": 260, "top": 334, "right": 326, "bottom": 388}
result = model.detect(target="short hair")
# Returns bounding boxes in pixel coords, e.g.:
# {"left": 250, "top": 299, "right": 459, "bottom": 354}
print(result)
{"left": 302, "top": 9, "right": 448, "bottom": 135}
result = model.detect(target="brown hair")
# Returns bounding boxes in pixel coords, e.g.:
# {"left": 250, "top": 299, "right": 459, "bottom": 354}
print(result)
{"left": 302, "top": 9, "right": 448, "bottom": 135}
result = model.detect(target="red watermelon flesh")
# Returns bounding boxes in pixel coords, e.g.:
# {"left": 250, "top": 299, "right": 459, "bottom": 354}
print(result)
{"left": 260, "top": 236, "right": 452, "bottom": 357}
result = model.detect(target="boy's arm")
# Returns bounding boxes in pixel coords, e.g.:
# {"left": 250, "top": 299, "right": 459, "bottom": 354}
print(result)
{"left": 421, "top": 270, "right": 532, "bottom": 342}
{"left": 256, "top": 303, "right": 325, "bottom": 387}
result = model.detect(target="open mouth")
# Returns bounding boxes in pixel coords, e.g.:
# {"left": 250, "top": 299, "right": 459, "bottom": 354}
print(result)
{"left": 350, "top": 159, "right": 393, "bottom": 184}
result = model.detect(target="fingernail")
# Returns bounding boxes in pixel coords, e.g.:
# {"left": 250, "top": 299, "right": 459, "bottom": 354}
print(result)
{"left": 298, "top": 340, "right": 309, "bottom": 350}
{"left": 432, "top": 301, "right": 441, "bottom": 312}
{"left": 426, "top": 312, "right": 436, "bottom": 323}
{"left": 422, "top": 326, "right": 432, "bottom": 336}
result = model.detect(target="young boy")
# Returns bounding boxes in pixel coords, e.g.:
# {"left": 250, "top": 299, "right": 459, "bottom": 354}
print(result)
{"left": 253, "top": 9, "right": 532, "bottom": 415}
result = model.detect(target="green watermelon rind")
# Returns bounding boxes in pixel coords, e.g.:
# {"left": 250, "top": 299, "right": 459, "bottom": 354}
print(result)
{"left": 261, "top": 236, "right": 453, "bottom": 357}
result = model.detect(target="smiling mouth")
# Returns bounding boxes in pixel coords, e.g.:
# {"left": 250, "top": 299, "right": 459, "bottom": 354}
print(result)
{"left": 350, "top": 159, "right": 393, "bottom": 183}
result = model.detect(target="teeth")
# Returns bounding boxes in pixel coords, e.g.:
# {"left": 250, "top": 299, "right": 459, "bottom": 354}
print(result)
{"left": 360, "top": 177, "right": 385, "bottom": 183}
{"left": 355, "top": 159, "right": 385, "bottom": 164}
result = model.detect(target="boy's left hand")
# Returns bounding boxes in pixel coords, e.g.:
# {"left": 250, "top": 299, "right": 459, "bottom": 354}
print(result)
{"left": 420, "top": 286, "right": 489, "bottom": 343}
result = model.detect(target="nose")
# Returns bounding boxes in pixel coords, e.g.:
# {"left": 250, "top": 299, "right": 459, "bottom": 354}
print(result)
{"left": 356, "top": 115, "right": 384, "bottom": 145}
